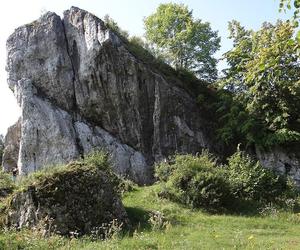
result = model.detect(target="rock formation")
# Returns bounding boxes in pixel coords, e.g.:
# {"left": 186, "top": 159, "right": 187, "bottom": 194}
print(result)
{"left": 3, "top": 7, "right": 299, "bottom": 186}
{"left": 5, "top": 161, "right": 128, "bottom": 236}
{"left": 256, "top": 144, "right": 300, "bottom": 189}
{"left": 3, "top": 7, "right": 219, "bottom": 184}
{"left": 2, "top": 119, "right": 21, "bottom": 172}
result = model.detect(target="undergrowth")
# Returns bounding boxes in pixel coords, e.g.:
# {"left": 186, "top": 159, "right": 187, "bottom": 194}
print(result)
{"left": 155, "top": 149, "right": 299, "bottom": 214}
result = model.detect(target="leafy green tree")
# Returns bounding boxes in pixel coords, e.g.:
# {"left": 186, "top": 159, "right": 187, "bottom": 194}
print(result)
{"left": 279, "top": 0, "right": 300, "bottom": 41}
{"left": 220, "top": 20, "right": 300, "bottom": 147}
{"left": 279, "top": 0, "right": 300, "bottom": 19}
{"left": 144, "top": 3, "right": 220, "bottom": 82}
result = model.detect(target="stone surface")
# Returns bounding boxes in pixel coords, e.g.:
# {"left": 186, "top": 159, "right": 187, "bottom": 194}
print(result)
{"left": 4, "top": 7, "right": 217, "bottom": 184}
{"left": 6, "top": 162, "right": 129, "bottom": 236}
{"left": 5, "top": 6, "right": 299, "bottom": 185}
{"left": 256, "top": 144, "right": 300, "bottom": 188}
{"left": 2, "top": 119, "right": 21, "bottom": 172}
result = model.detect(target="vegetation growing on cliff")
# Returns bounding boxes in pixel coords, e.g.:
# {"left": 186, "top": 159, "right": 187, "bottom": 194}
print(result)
{"left": 144, "top": 3, "right": 220, "bottom": 83}
{"left": 218, "top": 20, "right": 300, "bottom": 148}
{"left": 103, "top": 3, "right": 300, "bottom": 152}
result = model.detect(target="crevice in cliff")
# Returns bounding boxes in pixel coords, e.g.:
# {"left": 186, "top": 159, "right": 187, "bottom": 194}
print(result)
{"left": 61, "top": 19, "right": 84, "bottom": 158}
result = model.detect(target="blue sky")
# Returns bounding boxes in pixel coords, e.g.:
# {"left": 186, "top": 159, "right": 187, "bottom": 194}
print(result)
{"left": 0, "top": 0, "right": 293, "bottom": 135}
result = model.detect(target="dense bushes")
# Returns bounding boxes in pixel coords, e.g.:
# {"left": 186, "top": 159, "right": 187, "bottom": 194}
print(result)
{"left": 0, "top": 171, "right": 14, "bottom": 197}
{"left": 156, "top": 153, "right": 232, "bottom": 211}
{"left": 155, "top": 150, "right": 298, "bottom": 213}
{"left": 227, "top": 149, "right": 289, "bottom": 203}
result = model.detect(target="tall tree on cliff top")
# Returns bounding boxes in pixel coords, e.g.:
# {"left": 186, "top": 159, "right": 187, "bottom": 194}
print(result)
{"left": 144, "top": 3, "right": 220, "bottom": 83}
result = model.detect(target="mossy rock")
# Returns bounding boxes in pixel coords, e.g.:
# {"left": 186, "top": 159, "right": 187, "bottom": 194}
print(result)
{"left": 4, "top": 161, "right": 128, "bottom": 236}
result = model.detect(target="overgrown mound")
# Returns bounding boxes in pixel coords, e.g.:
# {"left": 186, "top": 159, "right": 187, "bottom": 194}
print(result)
{"left": 2, "top": 152, "right": 129, "bottom": 236}
{"left": 155, "top": 150, "right": 299, "bottom": 213}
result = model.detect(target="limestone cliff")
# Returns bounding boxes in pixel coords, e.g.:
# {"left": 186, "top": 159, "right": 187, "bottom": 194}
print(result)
{"left": 3, "top": 7, "right": 218, "bottom": 184}
{"left": 4, "top": 7, "right": 299, "bottom": 186}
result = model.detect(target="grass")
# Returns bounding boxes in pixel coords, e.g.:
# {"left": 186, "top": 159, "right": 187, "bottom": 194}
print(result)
{"left": 0, "top": 184, "right": 300, "bottom": 249}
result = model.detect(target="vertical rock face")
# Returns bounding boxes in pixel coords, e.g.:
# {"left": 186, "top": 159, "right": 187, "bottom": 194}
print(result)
{"left": 256, "top": 145, "right": 300, "bottom": 188}
{"left": 3, "top": 6, "right": 300, "bottom": 185}
{"left": 6, "top": 12, "right": 75, "bottom": 111}
{"left": 4, "top": 7, "right": 218, "bottom": 184}
{"left": 2, "top": 119, "right": 21, "bottom": 172}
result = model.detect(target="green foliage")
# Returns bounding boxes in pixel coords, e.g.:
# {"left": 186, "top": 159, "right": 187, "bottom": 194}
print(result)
{"left": 81, "top": 151, "right": 111, "bottom": 169}
{"left": 227, "top": 148, "right": 291, "bottom": 203}
{"left": 15, "top": 151, "right": 115, "bottom": 192}
{"left": 116, "top": 176, "right": 137, "bottom": 196}
{"left": 279, "top": 0, "right": 300, "bottom": 19}
{"left": 0, "top": 185, "right": 300, "bottom": 248}
{"left": 0, "top": 171, "right": 14, "bottom": 194}
{"left": 215, "top": 90, "right": 259, "bottom": 146}
{"left": 144, "top": 3, "right": 220, "bottom": 82}
{"left": 156, "top": 152, "right": 232, "bottom": 211}
{"left": 11, "top": 151, "right": 135, "bottom": 199}
{"left": 219, "top": 20, "right": 300, "bottom": 147}
{"left": 155, "top": 152, "right": 218, "bottom": 183}
{"left": 279, "top": 0, "right": 300, "bottom": 50}
{"left": 156, "top": 150, "right": 298, "bottom": 212}
{"left": 103, "top": 14, "right": 129, "bottom": 39}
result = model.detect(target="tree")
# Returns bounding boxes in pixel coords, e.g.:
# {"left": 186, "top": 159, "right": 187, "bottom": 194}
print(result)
{"left": 279, "top": 0, "right": 300, "bottom": 41}
{"left": 279, "top": 0, "right": 300, "bottom": 19}
{"left": 144, "top": 3, "right": 220, "bottom": 82}
{"left": 220, "top": 20, "right": 300, "bottom": 147}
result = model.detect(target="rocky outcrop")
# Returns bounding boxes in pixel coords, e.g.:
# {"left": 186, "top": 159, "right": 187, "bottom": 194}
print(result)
{"left": 5, "top": 162, "right": 129, "bottom": 236}
{"left": 256, "top": 144, "right": 300, "bottom": 188}
{"left": 6, "top": 7, "right": 299, "bottom": 186}
{"left": 4, "top": 7, "right": 218, "bottom": 184}
{"left": 2, "top": 119, "right": 21, "bottom": 172}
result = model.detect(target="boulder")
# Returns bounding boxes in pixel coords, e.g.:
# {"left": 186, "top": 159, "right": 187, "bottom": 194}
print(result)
{"left": 5, "top": 161, "right": 128, "bottom": 236}
{"left": 256, "top": 143, "right": 300, "bottom": 188}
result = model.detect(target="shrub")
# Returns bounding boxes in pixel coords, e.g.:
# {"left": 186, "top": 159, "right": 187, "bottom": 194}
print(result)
{"left": 116, "top": 177, "right": 137, "bottom": 195}
{"left": 0, "top": 171, "right": 15, "bottom": 196}
{"left": 155, "top": 152, "right": 232, "bottom": 211}
{"left": 156, "top": 149, "right": 299, "bottom": 213}
{"left": 227, "top": 148, "right": 292, "bottom": 203}
{"left": 81, "top": 151, "right": 111, "bottom": 170}
{"left": 15, "top": 151, "right": 116, "bottom": 192}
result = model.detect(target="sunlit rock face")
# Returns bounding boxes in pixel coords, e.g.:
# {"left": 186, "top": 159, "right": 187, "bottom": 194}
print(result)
{"left": 4, "top": 7, "right": 220, "bottom": 184}
{"left": 256, "top": 144, "right": 300, "bottom": 189}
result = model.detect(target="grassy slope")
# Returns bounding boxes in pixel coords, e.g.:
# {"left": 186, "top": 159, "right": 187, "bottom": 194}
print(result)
{"left": 0, "top": 185, "right": 300, "bottom": 249}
